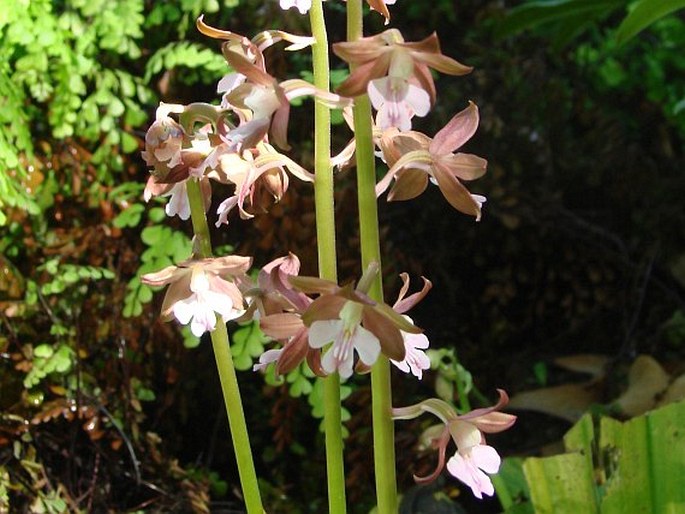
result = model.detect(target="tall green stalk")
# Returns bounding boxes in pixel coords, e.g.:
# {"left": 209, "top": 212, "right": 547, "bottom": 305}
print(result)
{"left": 185, "top": 178, "right": 264, "bottom": 514}
{"left": 309, "top": 2, "right": 347, "bottom": 513}
{"left": 346, "top": 2, "right": 399, "bottom": 513}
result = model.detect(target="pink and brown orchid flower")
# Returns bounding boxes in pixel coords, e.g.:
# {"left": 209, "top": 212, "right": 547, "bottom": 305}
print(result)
{"left": 333, "top": 29, "right": 472, "bottom": 106}
{"left": 197, "top": 16, "right": 316, "bottom": 106}
{"left": 288, "top": 263, "right": 422, "bottom": 379}
{"left": 212, "top": 142, "right": 315, "bottom": 226}
{"left": 376, "top": 101, "right": 488, "bottom": 220}
{"left": 393, "top": 390, "right": 516, "bottom": 499}
{"left": 250, "top": 254, "right": 324, "bottom": 376}
{"left": 225, "top": 53, "right": 351, "bottom": 150}
{"left": 141, "top": 256, "right": 252, "bottom": 337}
{"left": 389, "top": 273, "right": 432, "bottom": 379}
{"left": 197, "top": 17, "right": 344, "bottom": 150}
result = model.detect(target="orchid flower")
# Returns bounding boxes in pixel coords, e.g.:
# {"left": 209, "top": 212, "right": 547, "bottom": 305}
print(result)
{"left": 196, "top": 18, "right": 349, "bottom": 150}
{"left": 197, "top": 16, "right": 315, "bottom": 106}
{"left": 142, "top": 102, "right": 226, "bottom": 185}
{"left": 141, "top": 103, "right": 188, "bottom": 181}
{"left": 250, "top": 254, "right": 324, "bottom": 376}
{"left": 288, "top": 263, "right": 422, "bottom": 379}
{"left": 393, "top": 391, "right": 516, "bottom": 499}
{"left": 309, "top": 302, "right": 381, "bottom": 379}
{"left": 141, "top": 256, "right": 252, "bottom": 337}
{"left": 389, "top": 273, "right": 432, "bottom": 379}
{"left": 212, "top": 142, "right": 315, "bottom": 226}
{"left": 333, "top": 29, "right": 471, "bottom": 106}
{"left": 219, "top": 48, "right": 351, "bottom": 150}
{"left": 376, "top": 101, "right": 488, "bottom": 220}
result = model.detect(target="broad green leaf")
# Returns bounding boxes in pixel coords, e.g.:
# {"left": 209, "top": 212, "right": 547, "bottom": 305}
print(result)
{"left": 615, "top": 0, "right": 685, "bottom": 45}
{"left": 496, "top": 0, "right": 624, "bottom": 39}
{"left": 600, "top": 401, "right": 685, "bottom": 513}
{"left": 521, "top": 401, "right": 685, "bottom": 514}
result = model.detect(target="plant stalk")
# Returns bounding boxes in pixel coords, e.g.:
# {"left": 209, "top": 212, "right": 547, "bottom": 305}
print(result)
{"left": 186, "top": 178, "right": 264, "bottom": 514}
{"left": 309, "top": 2, "right": 348, "bottom": 513}
{"left": 346, "top": 2, "right": 399, "bottom": 513}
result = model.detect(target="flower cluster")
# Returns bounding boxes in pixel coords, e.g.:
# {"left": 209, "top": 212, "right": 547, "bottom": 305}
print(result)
{"left": 141, "top": 18, "right": 350, "bottom": 227}
{"left": 139, "top": 0, "right": 513, "bottom": 502}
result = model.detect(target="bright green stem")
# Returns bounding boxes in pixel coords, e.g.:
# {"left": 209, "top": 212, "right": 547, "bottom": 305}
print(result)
{"left": 186, "top": 179, "right": 264, "bottom": 514}
{"left": 309, "top": 2, "right": 347, "bottom": 514}
{"left": 347, "top": 2, "right": 399, "bottom": 513}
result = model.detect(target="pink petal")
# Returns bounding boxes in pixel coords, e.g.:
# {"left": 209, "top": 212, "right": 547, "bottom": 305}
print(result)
{"left": 190, "top": 304, "right": 217, "bottom": 337}
{"left": 172, "top": 296, "right": 197, "bottom": 325}
{"left": 446, "top": 452, "right": 495, "bottom": 499}
{"left": 431, "top": 161, "right": 482, "bottom": 219}
{"left": 353, "top": 325, "right": 381, "bottom": 366}
{"left": 253, "top": 349, "right": 282, "bottom": 372}
{"left": 429, "top": 102, "right": 480, "bottom": 156}
{"left": 308, "top": 320, "right": 342, "bottom": 349}
{"left": 471, "top": 444, "right": 501, "bottom": 474}
{"left": 406, "top": 84, "right": 430, "bottom": 116}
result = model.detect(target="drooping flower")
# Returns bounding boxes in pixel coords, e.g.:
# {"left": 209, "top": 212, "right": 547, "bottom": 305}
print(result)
{"left": 249, "top": 254, "right": 324, "bottom": 376}
{"left": 196, "top": 17, "right": 349, "bottom": 150}
{"left": 197, "top": 16, "right": 316, "bottom": 108}
{"left": 393, "top": 391, "right": 516, "bottom": 499}
{"left": 219, "top": 49, "right": 351, "bottom": 150}
{"left": 376, "top": 101, "right": 488, "bottom": 220}
{"left": 445, "top": 431, "right": 501, "bottom": 499}
{"left": 141, "top": 256, "right": 252, "bottom": 337}
{"left": 212, "top": 142, "right": 314, "bottom": 226}
{"left": 141, "top": 103, "right": 186, "bottom": 180}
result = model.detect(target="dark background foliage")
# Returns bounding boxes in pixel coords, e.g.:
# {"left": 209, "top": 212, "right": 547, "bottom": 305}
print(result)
{"left": 1, "top": 0, "right": 684, "bottom": 512}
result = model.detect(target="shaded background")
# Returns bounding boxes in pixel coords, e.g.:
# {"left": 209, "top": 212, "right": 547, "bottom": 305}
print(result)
{"left": 1, "top": 0, "right": 684, "bottom": 512}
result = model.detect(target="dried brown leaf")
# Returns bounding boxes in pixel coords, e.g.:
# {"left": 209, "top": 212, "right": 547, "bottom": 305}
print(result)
{"left": 615, "top": 355, "right": 670, "bottom": 417}
{"left": 508, "top": 383, "right": 601, "bottom": 423}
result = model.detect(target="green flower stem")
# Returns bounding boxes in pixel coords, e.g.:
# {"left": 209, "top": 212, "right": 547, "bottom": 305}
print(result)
{"left": 186, "top": 179, "right": 213, "bottom": 258}
{"left": 347, "top": 2, "right": 399, "bottom": 513}
{"left": 186, "top": 178, "right": 264, "bottom": 514}
{"left": 309, "top": 2, "right": 348, "bottom": 513}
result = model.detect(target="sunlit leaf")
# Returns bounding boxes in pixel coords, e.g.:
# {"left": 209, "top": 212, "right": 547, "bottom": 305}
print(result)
{"left": 615, "top": 0, "right": 685, "bottom": 45}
